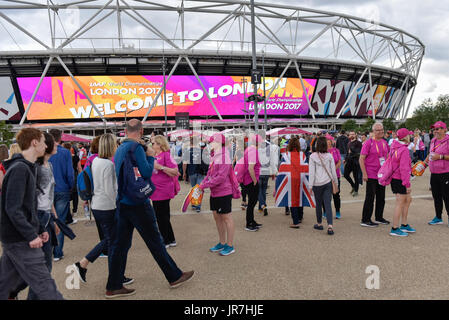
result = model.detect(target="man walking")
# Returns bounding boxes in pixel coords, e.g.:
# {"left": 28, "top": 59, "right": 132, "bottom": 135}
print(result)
{"left": 0, "top": 128, "right": 63, "bottom": 300}
{"left": 106, "top": 119, "right": 194, "bottom": 299}
{"left": 359, "top": 123, "right": 390, "bottom": 227}
{"left": 49, "top": 129, "right": 74, "bottom": 261}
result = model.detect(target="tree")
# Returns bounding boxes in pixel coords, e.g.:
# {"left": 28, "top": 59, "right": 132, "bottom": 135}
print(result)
{"left": 342, "top": 119, "right": 358, "bottom": 132}
{"left": 360, "top": 117, "right": 375, "bottom": 133}
{"left": 401, "top": 95, "right": 449, "bottom": 130}
{"left": 382, "top": 118, "right": 396, "bottom": 132}
{"left": 0, "top": 121, "right": 14, "bottom": 147}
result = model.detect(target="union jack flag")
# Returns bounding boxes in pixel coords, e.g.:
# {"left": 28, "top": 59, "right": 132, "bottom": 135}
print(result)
{"left": 275, "top": 151, "right": 315, "bottom": 208}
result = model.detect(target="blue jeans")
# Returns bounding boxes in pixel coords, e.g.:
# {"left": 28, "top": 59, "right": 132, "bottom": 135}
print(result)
{"left": 85, "top": 209, "right": 115, "bottom": 263}
{"left": 189, "top": 173, "right": 204, "bottom": 209}
{"left": 313, "top": 182, "right": 333, "bottom": 226}
{"left": 258, "top": 175, "right": 269, "bottom": 209}
{"left": 340, "top": 154, "right": 346, "bottom": 175}
{"left": 106, "top": 201, "right": 182, "bottom": 291}
{"left": 53, "top": 192, "right": 72, "bottom": 259}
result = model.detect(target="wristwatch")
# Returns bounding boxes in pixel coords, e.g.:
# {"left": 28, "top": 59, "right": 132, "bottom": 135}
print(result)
{"left": 160, "top": 166, "right": 165, "bottom": 171}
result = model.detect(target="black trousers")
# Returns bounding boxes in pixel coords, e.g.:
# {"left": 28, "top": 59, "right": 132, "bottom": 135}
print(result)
{"left": 333, "top": 178, "right": 341, "bottom": 212}
{"left": 362, "top": 179, "right": 386, "bottom": 223}
{"left": 71, "top": 191, "right": 79, "bottom": 213}
{"left": 152, "top": 199, "right": 176, "bottom": 245}
{"left": 344, "top": 158, "right": 360, "bottom": 192}
{"left": 243, "top": 182, "right": 259, "bottom": 226}
{"left": 430, "top": 172, "right": 449, "bottom": 219}
{"left": 94, "top": 215, "right": 107, "bottom": 255}
{"left": 240, "top": 183, "right": 247, "bottom": 202}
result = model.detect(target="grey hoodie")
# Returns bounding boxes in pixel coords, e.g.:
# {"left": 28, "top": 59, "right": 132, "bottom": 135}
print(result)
{"left": 0, "top": 153, "right": 43, "bottom": 244}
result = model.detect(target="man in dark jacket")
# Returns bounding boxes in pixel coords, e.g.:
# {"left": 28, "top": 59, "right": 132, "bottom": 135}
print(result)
{"left": 344, "top": 131, "right": 363, "bottom": 197}
{"left": 0, "top": 128, "right": 63, "bottom": 300}
{"left": 105, "top": 119, "right": 194, "bottom": 299}
{"left": 49, "top": 129, "right": 74, "bottom": 261}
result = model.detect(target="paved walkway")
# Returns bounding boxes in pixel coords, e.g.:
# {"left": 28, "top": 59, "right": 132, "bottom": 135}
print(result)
{"left": 6, "top": 170, "right": 449, "bottom": 300}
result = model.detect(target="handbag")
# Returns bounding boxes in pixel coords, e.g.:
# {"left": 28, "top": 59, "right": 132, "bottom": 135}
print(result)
{"left": 318, "top": 153, "right": 339, "bottom": 194}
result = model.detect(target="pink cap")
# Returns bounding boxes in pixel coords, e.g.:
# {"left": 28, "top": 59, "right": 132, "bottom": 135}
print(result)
{"left": 431, "top": 121, "right": 447, "bottom": 129}
{"left": 208, "top": 133, "right": 226, "bottom": 144}
{"left": 325, "top": 134, "right": 335, "bottom": 141}
{"left": 397, "top": 128, "right": 413, "bottom": 140}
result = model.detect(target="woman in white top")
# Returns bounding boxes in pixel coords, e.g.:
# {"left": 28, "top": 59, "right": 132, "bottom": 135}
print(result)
{"left": 73, "top": 134, "right": 132, "bottom": 285}
{"left": 309, "top": 136, "right": 338, "bottom": 235}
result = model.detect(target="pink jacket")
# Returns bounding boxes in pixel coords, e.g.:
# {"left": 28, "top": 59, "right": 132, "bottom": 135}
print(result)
{"left": 200, "top": 147, "right": 233, "bottom": 198}
{"left": 390, "top": 140, "right": 411, "bottom": 188}
{"left": 429, "top": 135, "right": 449, "bottom": 174}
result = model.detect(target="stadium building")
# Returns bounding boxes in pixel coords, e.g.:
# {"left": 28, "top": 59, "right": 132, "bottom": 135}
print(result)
{"left": 0, "top": 0, "right": 424, "bottom": 134}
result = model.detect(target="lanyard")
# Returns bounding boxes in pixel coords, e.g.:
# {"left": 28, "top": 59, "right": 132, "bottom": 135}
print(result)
{"left": 374, "top": 140, "right": 386, "bottom": 156}
{"left": 431, "top": 139, "right": 448, "bottom": 152}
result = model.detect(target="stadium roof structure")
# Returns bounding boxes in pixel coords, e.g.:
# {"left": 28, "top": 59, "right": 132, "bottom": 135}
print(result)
{"left": 0, "top": 0, "right": 425, "bottom": 127}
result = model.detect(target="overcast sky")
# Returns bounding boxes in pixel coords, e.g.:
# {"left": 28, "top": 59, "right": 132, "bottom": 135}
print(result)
{"left": 287, "top": 0, "right": 449, "bottom": 117}
{"left": 0, "top": 0, "right": 446, "bottom": 118}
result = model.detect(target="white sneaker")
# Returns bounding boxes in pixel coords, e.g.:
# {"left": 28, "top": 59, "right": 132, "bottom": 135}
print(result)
{"left": 68, "top": 219, "right": 78, "bottom": 225}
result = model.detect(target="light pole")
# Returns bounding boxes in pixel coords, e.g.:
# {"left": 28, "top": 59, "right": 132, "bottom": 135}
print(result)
{"left": 162, "top": 57, "right": 168, "bottom": 134}
{"left": 241, "top": 77, "right": 247, "bottom": 121}
{"left": 262, "top": 49, "right": 267, "bottom": 131}
{"left": 250, "top": 0, "right": 259, "bottom": 133}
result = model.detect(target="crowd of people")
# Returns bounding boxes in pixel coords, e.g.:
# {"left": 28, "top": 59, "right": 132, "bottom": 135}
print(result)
{"left": 0, "top": 119, "right": 448, "bottom": 300}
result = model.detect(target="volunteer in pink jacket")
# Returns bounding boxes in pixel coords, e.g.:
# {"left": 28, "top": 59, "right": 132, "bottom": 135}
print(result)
{"left": 425, "top": 121, "right": 449, "bottom": 226}
{"left": 389, "top": 128, "right": 415, "bottom": 237}
{"left": 241, "top": 134, "right": 262, "bottom": 232}
{"left": 199, "top": 133, "right": 236, "bottom": 256}
{"left": 359, "top": 122, "right": 390, "bottom": 227}
{"left": 150, "top": 135, "right": 180, "bottom": 248}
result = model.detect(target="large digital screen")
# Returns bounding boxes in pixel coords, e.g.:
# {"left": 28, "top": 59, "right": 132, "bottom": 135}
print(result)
{"left": 0, "top": 77, "right": 20, "bottom": 121}
{"left": 17, "top": 75, "right": 317, "bottom": 120}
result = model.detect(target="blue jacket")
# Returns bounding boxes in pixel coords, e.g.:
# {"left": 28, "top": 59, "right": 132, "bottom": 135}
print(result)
{"left": 49, "top": 145, "right": 74, "bottom": 193}
{"left": 115, "top": 139, "right": 155, "bottom": 206}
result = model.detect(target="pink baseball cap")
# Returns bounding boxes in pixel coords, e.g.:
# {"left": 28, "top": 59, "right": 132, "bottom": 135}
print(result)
{"left": 325, "top": 134, "right": 335, "bottom": 141}
{"left": 208, "top": 133, "right": 226, "bottom": 144}
{"left": 431, "top": 121, "right": 447, "bottom": 129}
{"left": 397, "top": 128, "right": 413, "bottom": 140}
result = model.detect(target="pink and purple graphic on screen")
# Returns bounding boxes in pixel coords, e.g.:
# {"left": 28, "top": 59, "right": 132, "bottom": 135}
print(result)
{"left": 17, "top": 75, "right": 317, "bottom": 120}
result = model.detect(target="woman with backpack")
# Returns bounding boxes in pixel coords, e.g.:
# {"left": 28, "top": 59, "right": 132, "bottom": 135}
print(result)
{"left": 149, "top": 135, "right": 180, "bottom": 249}
{"left": 73, "top": 134, "right": 133, "bottom": 285}
{"left": 308, "top": 136, "right": 338, "bottom": 235}
{"left": 200, "top": 133, "right": 238, "bottom": 256}
{"left": 388, "top": 128, "right": 415, "bottom": 237}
